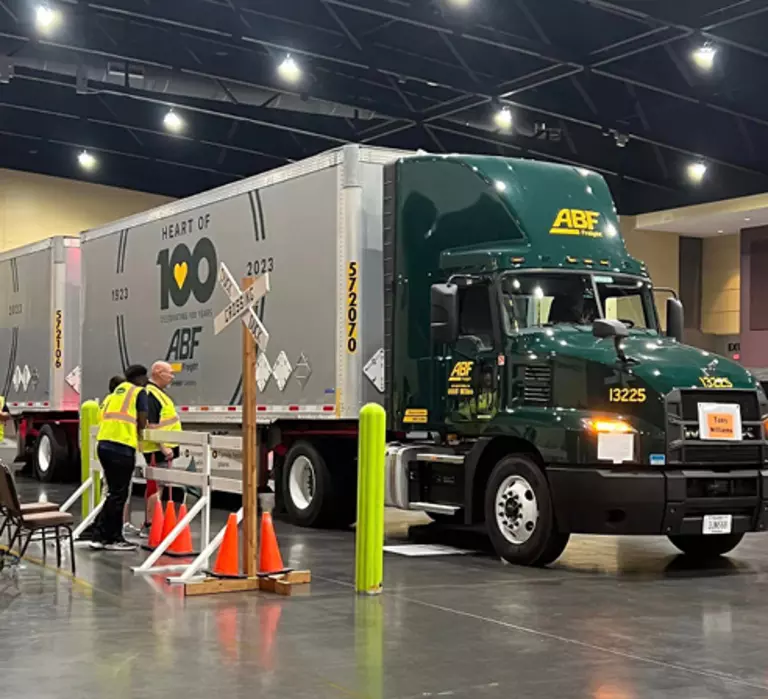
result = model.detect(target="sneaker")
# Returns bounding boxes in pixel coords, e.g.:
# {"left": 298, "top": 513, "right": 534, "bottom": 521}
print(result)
{"left": 123, "top": 522, "right": 142, "bottom": 537}
{"left": 139, "top": 524, "right": 150, "bottom": 539}
{"left": 105, "top": 540, "right": 139, "bottom": 552}
{"left": 89, "top": 541, "right": 105, "bottom": 550}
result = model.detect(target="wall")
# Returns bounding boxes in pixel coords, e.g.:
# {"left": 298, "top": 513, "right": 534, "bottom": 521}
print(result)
{"left": 0, "top": 168, "right": 171, "bottom": 252}
{"left": 701, "top": 234, "right": 740, "bottom": 335}
{"left": 740, "top": 226, "right": 768, "bottom": 368}
{"left": 620, "top": 217, "right": 680, "bottom": 326}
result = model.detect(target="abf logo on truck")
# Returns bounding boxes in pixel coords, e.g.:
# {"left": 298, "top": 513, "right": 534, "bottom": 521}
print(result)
{"left": 550, "top": 209, "right": 602, "bottom": 238}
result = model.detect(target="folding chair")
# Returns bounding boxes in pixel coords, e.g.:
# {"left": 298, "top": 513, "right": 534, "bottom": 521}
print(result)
{"left": 0, "top": 463, "right": 76, "bottom": 574}
{"left": 0, "top": 462, "right": 60, "bottom": 548}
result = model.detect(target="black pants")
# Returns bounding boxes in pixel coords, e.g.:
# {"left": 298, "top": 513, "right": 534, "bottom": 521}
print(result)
{"left": 94, "top": 445, "right": 135, "bottom": 544}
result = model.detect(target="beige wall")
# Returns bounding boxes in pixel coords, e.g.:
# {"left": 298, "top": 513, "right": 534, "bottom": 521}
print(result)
{"left": 701, "top": 234, "right": 740, "bottom": 335}
{"left": 620, "top": 217, "right": 680, "bottom": 326}
{"left": 0, "top": 168, "right": 171, "bottom": 251}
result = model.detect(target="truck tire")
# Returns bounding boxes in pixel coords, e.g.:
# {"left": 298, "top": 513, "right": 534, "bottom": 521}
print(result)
{"left": 282, "top": 441, "right": 355, "bottom": 529}
{"left": 34, "top": 424, "right": 69, "bottom": 483}
{"left": 484, "top": 454, "right": 568, "bottom": 567}
{"left": 668, "top": 533, "right": 744, "bottom": 558}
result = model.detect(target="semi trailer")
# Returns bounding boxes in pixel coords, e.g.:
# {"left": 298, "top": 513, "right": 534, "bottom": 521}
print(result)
{"left": 0, "top": 236, "right": 82, "bottom": 481}
{"left": 12, "top": 144, "right": 768, "bottom": 566}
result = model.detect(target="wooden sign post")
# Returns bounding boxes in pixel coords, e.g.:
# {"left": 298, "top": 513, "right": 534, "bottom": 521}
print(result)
{"left": 214, "top": 264, "right": 270, "bottom": 583}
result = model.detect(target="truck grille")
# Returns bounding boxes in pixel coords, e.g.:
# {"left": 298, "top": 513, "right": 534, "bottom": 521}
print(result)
{"left": 665, "top": 388, "right": 767, "bottom": 467}
{"left": 523, "top": 365, "right": 552, "bottom": 405}
{"left": 675, "top": 390, "right": 760, "bottom": 421}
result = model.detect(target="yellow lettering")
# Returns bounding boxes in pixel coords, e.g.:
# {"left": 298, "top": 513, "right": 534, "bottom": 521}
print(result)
{"left": 552, "top": 209, "right": 573, "bottom": 229}
{"left": 450, "top": 361, "right": 474, "bottom": 382}
{"left": 586, "top": 211, "right": 600, "bottom": 230}
{"left": 570, "top": 209, "right": 587, "bottom": 230}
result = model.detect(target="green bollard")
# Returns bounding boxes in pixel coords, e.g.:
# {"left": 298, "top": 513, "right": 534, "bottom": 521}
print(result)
{"left": 79, "top": 400, "right": 100, "bottom": 519}
{"left": 355, "top": 403, "right": 386, "bottom": 595}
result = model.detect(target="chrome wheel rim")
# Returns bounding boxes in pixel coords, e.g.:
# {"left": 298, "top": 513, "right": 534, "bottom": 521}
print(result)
{"left": 495, "top": 475, "right": 538, "bottom": 545}
{"left": 38, "top": 435, "right": 52, "bottom": 474}
{"left": 288, "top": 455, "right": 316, "bottom": 511}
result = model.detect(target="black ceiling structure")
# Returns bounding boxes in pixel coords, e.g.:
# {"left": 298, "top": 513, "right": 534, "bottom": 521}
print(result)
{"left": 2, "top": 0, "right": 768, "bottom": 214}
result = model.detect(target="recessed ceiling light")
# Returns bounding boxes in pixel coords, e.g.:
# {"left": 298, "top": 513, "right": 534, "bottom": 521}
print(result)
{"left": 494, "top": 106, "right": 513, "bottom": 131}
{"left": 447, "top": 0, "right": 472, "bottom": 6}
{"left": 277, "top": 55, "right": 302, "bottom": 84}
{"left": 745, "top": 217, "right": 751, "bottom": 221}
{"left": 163, "top": 109, "right": 184, "bottom": 133}
{"left": 35, "top": 4, "right": 62, "bottom": 33}
{"left": 78, "top": 150, "right": 97, "bottom": 171}
{"left": 691, "top": 45, "right": 717, "bottom": 71}
{"left": 717, "top": 229, "right": 724, "bottom": 233}
{"left": 686, "top": 161, "right": 707, "bottom": 184}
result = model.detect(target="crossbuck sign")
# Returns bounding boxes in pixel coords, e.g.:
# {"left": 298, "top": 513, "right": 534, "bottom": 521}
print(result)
{"left": 214, "top": 263, "right": 270, "bottom": 348}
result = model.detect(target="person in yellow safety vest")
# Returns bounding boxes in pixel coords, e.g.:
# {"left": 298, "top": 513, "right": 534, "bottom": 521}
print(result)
{"left": 99, "top": 376, "right": 126, "bottom": 421}
{"left": 90, "top": 364, "right": 149, "bottom": 552}
{"left": 139, "top": 361, "right": 182, "bottom": 535}
{"left": 0, "top": 394, "right": 11, "bottom": 442}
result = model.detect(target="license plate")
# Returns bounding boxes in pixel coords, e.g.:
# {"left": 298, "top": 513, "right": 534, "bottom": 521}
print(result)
{"left": 703, "top": 514, "right": 733, "bottom": 535}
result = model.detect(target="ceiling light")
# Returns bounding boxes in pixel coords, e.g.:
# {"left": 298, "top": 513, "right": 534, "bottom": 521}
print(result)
{"left": 277, "top": 55, "right": 302, "bottom": 84}
{"left": 745, "top": 217, "right": 751, "bottom": 222}
{"left": 163, "top": 109, "right": 184, "bottom": 133}
{"left": 446, "top": 0, "right": 472, "bottom": 7}
{"left": 686, "top": 161, "right": 707, "bottom": 184}
{"left": 691, "top": 45, "right": 717, "bottom": 71}
{"left": 494, "top": 106, "right": 513, "bottom": 131}
{"left": 78, "top": 150, "right": 97, "bottom": 171}
{"left": 35, "top": 4, "right": 61, "bottom": 33}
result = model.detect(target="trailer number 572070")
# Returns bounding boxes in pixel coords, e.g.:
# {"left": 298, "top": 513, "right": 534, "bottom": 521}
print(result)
{"left": 347, "top": 261, "right": 359, "bottom": 354}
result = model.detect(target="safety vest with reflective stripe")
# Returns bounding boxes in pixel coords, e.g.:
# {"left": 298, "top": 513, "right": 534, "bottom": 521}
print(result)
{"left": 0, "top": 395, "right": 5, "bottom": 442}
{"left": 141, "top": 383, "right": 181, "bottom": 453}
{"left": 97, "top": 382, "right": 141, "bottom": 449}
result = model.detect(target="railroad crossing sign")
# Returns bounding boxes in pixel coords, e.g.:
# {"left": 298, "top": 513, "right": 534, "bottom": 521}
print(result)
{"left": 212, "top": 261, "right": 271, "bottom": 582}
{"left": 214, "top": 263, "right": 270, "bottom": 348}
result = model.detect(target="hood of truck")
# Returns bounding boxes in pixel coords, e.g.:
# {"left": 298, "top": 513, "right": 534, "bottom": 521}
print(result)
{"left": 521, "top": 328, "right": 759, "bottom": 393}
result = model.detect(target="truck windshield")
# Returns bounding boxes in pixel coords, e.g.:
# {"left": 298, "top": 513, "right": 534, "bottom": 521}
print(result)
{"left": 500, "top": 273, "right": 658, "bottom": 333}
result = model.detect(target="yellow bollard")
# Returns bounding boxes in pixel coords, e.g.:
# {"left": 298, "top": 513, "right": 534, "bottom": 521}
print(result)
{"left": 355, "top": 403, "right": 386, "bottom": 595}
{"left": 79, "top": 400, "right": 100, "bottom": 519}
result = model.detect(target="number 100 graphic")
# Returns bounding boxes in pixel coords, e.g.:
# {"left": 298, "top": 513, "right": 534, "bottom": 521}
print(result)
{"left": 156, "top": 238, "right": 218, "bottom": 310}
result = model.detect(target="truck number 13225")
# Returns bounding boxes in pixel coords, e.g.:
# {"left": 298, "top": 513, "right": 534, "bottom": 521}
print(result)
{"left": 609, "top": 387, "right": 646, "bottom": 403}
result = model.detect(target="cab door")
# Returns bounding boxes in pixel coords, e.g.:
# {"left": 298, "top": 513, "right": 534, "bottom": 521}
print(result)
{"left": 444, "top": 280, "right": 502, "bottom": 433}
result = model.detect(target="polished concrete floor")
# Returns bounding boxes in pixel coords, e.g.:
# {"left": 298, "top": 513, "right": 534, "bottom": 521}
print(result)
{"left": 4, "top": 478, "right": 768, "bottom": 698}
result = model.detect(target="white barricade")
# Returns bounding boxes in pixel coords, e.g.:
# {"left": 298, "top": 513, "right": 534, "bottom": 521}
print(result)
{"left": 68, "top": 426, "right": 246, "bottom": 584}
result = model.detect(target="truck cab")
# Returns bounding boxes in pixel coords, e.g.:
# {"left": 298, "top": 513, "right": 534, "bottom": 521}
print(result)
{"left": 383, "top": 153, "right": 768, "bottom": 566}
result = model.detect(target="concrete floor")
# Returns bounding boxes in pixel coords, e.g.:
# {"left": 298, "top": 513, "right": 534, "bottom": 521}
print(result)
{"left": 4, "top": 478, "right": 768, "bottom": 698}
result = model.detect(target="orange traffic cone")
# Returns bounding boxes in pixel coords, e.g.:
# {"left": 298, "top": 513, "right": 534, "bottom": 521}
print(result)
{"left": 212, "top": 513, "right": 240, "bottom": 578}
{"left": 170, "top": 503, "right": 195, "bottom": 556}
{"left": 146, "top": 499, "right": 164, "bottom": 550}
{"left": 161, "top": 501, "right": 178, "bottom": 546}
{"left": 259, "top": 512, "right": 286, "bottom": 575}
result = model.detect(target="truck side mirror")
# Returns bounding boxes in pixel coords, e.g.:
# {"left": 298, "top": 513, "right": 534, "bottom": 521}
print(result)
{"left": 431, "top": 283, "right": 459, "bottom": 345}
{"left": 592, "top": 318, "right": 629, "bottom": 340}
{"left": 666, "top": 297, "right": 684, "bottom": 342}
{"left": 593, "top": 318, "right": 630, "bottom": 363}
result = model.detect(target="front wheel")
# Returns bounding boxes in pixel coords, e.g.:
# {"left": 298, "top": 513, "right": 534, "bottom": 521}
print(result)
{"left": 484, "top": 455, "right": 569, "bottom": 567}
{"left": 668, "top": 533, "right": 744, "bottom": 558}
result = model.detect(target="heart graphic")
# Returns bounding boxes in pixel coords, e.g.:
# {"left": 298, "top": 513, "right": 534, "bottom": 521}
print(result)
{"left": 173, "top": 262, "right": 188, "bottom": 289}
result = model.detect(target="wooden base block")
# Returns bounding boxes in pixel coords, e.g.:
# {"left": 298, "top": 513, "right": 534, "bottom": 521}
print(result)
{"left": 184, "top": 577, "right": 261, "bottom": 597}
{"left": 259, "top": 570, "right": 312, "bottom": 596}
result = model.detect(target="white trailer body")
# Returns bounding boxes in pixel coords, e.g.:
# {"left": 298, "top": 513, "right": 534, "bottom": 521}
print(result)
{"left": 0, "top": 236, "right": 81, "bottom": 411}
{"left": 81, "top": 146, "right": 408, "bottom": 429}
{"left": 0, "top": 236, "right": 82, "bottom": 479}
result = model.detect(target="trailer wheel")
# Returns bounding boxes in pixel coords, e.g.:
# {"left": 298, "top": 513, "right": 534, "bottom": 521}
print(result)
{"left": 282, "top": 441, "right": 339, "bottom": 528}
{"left": 34, "top": 425, "right": 70, "bottom": 483}
{"left": 668, "top": 533, "right": 744, "bottom": 558}
{"left": 484, "top": 454, "right": 568, "bottom": 567}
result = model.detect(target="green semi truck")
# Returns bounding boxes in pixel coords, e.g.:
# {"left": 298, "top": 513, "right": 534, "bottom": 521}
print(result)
{"left": 76, "top": 145, "right": 767, "bottom": 566}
